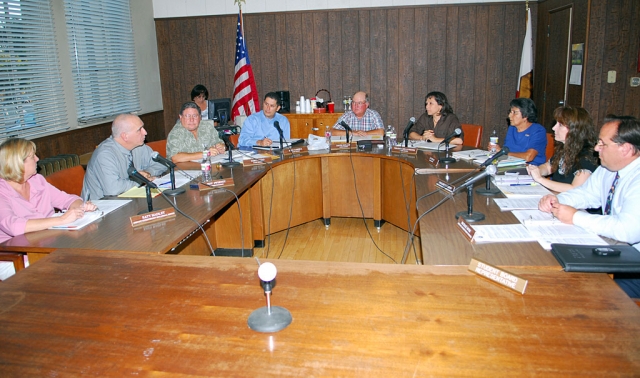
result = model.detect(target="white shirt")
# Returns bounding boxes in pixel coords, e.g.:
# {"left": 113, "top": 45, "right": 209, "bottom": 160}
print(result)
{"left": 558, "top": 156, "right": 640, "bottom": 251}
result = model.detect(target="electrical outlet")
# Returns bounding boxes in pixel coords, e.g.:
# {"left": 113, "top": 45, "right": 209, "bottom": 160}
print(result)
{"left": 608, "top": 71, "right": 616, "bottom": 83}
{"left": 631, "top": 77, "right": 640, "bottom": 87}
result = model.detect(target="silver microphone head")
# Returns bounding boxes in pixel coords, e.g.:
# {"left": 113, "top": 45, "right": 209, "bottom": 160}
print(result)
{"left": 455, "top": 128, "right": 462, "bottom": 135}
{"left": 410, "top": 116, "right": 416, "bottom": 123}
{"left": 486, "top": 164, "right": 498, "bottom": 176}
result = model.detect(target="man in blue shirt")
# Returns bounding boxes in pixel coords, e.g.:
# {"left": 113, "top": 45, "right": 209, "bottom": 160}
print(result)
{"left": 238, "top": 92, "right": 290, "bottom": 147}
{"left": 502, "top": 98, "right": 547, "bottom": 165}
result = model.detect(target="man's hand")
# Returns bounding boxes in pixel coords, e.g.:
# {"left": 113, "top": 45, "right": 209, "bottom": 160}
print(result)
{"left": 552, "top": 204, "right": 577, "bottom": 225}
{"left": 256, "top": 137, "right": 272, "bottom": 147}
{"left": 138, "top": 170, "right": 157, "bottom": 181}
{"left": 353, "top": 130, "right": 367, "bottom": 137}
{"left": 210, "top": 143, "right": 226, "bottom": 156}
{"left": 538, "top": 194, "right": 558, "bottom": 213}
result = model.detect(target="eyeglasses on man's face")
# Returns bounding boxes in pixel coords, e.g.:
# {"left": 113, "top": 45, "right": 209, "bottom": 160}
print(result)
{"left": 182, "top": 114, "right": 201, "bottom": 120}
{"left": 352, "top": 101, "right": 367, "bottom": 106}
{"left": 596, "top": 139, "right": 618, "bottom": 148}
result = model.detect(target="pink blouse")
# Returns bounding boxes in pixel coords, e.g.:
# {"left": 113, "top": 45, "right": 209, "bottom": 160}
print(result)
{"left": 0, "top": 174, "right": 81, "bottom": 243}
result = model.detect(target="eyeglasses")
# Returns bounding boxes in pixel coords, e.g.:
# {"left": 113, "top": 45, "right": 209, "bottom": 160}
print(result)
{"left": 352, "top": 101, "right": 367, "bottom": 106}
{"left": 182, "top": 114, "right": 201, "bottom": 119}
{"left": 596, "top": 139, "right": 618, "bottom": 148}
{"left": 509, "top": 110, "right": 521, "bottom": 115}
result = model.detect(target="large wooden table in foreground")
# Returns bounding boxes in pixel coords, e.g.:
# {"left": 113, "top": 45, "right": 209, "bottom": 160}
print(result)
{"left": 0, "top": 249, "right": 638, "bottom": 376}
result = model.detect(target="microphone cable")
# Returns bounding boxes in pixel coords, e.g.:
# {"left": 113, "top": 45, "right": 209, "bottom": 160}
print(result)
{"left": 347, "top": 146, "right": 397, "bottom": 264}
{"left": 397, "top": 157, "right": 422, "bottom": 264}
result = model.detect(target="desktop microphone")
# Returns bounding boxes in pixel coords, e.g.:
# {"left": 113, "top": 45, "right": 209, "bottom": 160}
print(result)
{"left": 339, "top": 121, "right": 352, "bottom": 133}
{"left": 127, "top": 165, "right": 158, "bottom": 189}
{"left": 220, "top": 132, "right": 235, "bottom": 150}
{"left": 403, "top": 117, "right": 416, "bottom": 147}
{"left": 456, "top": 164, "right": 497, "bottom": 193}
{"left": 151, "top": 151, "right": 176, "bottom": 169}
{"left": 273, "top": 120, "right": 284, "bottom": 137}
{"left": 478, "top": 146, "right": 510, "bottom": 167}
{"left": 441, "top": 128, "right": 462, "bottom": 145}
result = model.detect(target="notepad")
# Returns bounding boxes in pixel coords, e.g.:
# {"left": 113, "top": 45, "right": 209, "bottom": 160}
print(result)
{"left": 50, "top": 200, "right": 132, "bottom": 230}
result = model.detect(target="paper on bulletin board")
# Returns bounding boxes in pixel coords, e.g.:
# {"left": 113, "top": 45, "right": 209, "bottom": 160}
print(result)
{"left": 569, "top": 65, "right": 582, "bottom": 85}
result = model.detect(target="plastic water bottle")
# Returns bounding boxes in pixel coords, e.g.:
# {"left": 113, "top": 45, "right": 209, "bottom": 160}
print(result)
{"left": 201, "top": 159, "right": 212, "bottom": 182}
{"left": 385, "top": 125, "right": 394, "bottom": 148}
{"left": 489, "top": 130, "right": 498, "bottom": 153}
{"left": 325, "top": 125, "right": 331, "bottom": 145}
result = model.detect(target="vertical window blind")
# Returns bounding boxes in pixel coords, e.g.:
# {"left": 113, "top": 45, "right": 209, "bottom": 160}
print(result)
{"left": 0, "top": 0, "right": 68, "bottom": 141}
{"left": 64, "top": 0, "right": 140, "bottom": 123}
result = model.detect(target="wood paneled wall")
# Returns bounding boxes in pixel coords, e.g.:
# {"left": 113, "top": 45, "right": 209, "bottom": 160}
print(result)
{"left": 583, "top": 0, "right": 640, "bottom": 126}
{"left": 32, "top": 111, "right": 165, "bottom": 159}
{"left": 156, "top": 3, "right": 536, "bottom": 144}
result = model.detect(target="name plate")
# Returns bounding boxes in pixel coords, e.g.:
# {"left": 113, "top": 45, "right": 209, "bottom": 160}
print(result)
{"left": 283, "top": 146, "right": 309, "bottom": 155}
{"left": 199, "top": 178, "right": 235, "bottom": 191}
{"left": 436, "top": 180, "right": 455, "bottom": 194}
{"left": 243, "top": 157, "right": 272, "bottom": 166}
{"left": 331, "top": 142, "right": 357, "bottom": 151}
{"left": 427, "top": 155, "right": 439, "bottom": 165}
{"left": 468, "top": 258, "right": 528, "bottom": 294}
{"left": 130, "top": 208, "right": 176, "bottom": 227}
{"left": 456, "top": 217, "right": 475, "bottom": 242}
{"left": 391, "top": 146, "right": 418, "bottom": 155}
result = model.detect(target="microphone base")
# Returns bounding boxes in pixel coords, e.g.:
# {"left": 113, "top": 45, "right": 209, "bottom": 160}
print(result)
{"left": 163, "top": 187, "right": 186, "bottom": 196}
{"left": 221, "top": 160, "right": 242, "bottom": 167}
{"left": 476, "top": 187, "right": 501, "bottom": 196}
{"left": 439, "top": 156, "right": 457, "bottom": 164}
{"left": 247, "top": 306, "right": 292, "bottom": 333}
{"left": 455, "top": 211, "right": 485, "bottom": 222}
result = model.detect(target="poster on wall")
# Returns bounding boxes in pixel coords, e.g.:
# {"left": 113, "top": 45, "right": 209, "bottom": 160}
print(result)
{"left": 569, "top": 43, "right": 584, "bottom": 85}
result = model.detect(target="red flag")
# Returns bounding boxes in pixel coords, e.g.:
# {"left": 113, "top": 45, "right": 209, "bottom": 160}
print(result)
{"left": 516, "top": 8, "right": 533, "bottom": 98}
{"left": 231, "top": 11, "right": 259, "bottom": 121}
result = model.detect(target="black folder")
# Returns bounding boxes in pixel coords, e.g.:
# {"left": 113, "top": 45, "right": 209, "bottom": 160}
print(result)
{"left": 550, "top": 243, "right": 640, "bottom": 273}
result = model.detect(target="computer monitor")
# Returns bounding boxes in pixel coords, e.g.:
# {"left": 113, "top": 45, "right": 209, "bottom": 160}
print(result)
{"left": 211, "top": 98, "right": 231, "bottom": 125}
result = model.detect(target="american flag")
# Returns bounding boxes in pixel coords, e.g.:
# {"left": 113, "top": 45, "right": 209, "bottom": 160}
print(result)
{"left": 231, "top": 11, "right": 259, "bottom": 120}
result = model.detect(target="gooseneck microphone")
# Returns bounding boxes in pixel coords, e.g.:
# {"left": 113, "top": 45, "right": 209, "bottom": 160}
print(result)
{"left": 441, "top": 128, "right": 462, "bottom": 145}
{"left": 457, "top": 164, "right": 498, "bottom": 193}
{"left": 403, "top": 117, "right": 416, "bottom": 147}
{"left": 127, "top": 165, "right": 157, "bottom": 213}
{"left": 340, "top": 121, "right": 352, "bottom": 143}
{"left": 273, "top": 120, "right": 285, "bottom": 149}
{"left": 151, "top": 152, "right": 185, "bottom": 196}
{"left": 151, "top": 152, "right": 176, "bottom": 169}
{"left": 478, "top": 146, "right": 510, "bottom": 167}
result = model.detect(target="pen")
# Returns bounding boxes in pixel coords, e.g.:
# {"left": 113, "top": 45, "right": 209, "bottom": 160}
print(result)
{"left": 158, "top": 181, "right": 172, "bottom": 187}
{"left": 510, "top": 183, "right": 536, "bottom": 186}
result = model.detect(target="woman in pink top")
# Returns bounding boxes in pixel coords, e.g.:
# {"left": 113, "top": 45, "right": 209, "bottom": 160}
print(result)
{"left": 0, "top": 138, "right": 97, "bottom": 243}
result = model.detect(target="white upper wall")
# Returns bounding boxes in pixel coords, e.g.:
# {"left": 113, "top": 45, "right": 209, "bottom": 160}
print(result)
{"left": 152, "top": 0, "right": 525, "bottom": 18}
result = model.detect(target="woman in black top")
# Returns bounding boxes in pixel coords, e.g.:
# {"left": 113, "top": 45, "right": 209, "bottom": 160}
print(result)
{"left": 408, "top": 91, "right": 463, "bottom": 145}
{"left": 527, "top": 106, "right": 598, "bottom": 192}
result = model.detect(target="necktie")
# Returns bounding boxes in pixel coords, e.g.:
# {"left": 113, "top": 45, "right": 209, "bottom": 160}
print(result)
{"left": 604, "top": 172, "right": 620, "bottom": 215}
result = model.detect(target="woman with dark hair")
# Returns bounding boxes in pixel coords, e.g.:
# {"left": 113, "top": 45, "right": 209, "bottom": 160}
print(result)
{"left": 527, "top": 106, "right": 598, "bottom": 192}
{"left": 500, "top": 98, "right": 547, "bottom": 165}
{"left": 409, "top": 91, "right": 464, "bottom": 145}
{"left": 190, "top": 84, "right": 215, "bottom": 121}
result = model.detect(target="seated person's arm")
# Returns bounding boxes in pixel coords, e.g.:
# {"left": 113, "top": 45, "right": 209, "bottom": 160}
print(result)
{"left": 409, "top": 131, "right": 424, "bottom": 140}
{"left": 93, "top": 153, "right": 139, "bottom": 196}
{"left": 170, "top": 145, "right": 225, "bottom": 164}
{"left": 528, "top": 162, "right": 592, "bottom": 193}
{"left": 364, "top": 128, "right": 384, "bottom": 136}
{"left": 510, "top": 149, "right": 538, "bottom": 162}
{"left": 238, "top": 118, "right": 270, "bottom": 146}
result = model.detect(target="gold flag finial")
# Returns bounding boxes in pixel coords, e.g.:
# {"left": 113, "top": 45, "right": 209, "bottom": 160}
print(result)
{"left": 525, "top": 0, "right": 529, "bottom": 11}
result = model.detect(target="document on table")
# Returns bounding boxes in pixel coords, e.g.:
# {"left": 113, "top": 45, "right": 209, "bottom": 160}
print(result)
{"left": 118, "top": 186, "right": 164, "bottom": 198}
{"left": 411, "top": 141, "right": 453, "bottom": 150}
{"left": 474, "top": 155, "right": 526, "bottom": 168}
{"left": 50, "top": 200, "right": 132, "bottom": 230}
{"left": 495, "top": 183, "right": 552, "bottom": 198}
{"left": 153, "top": 170, "right": 197, "bottom": 189}
{"left": 471, "top": 224, "right": 538, "bottom": 243}
{"left": 332, "top": 135, "right": 383, "bottom": 142}
{"left": 525, "top": 223, "right": 607, "bottom": 250}
{"left": 511, "top": 209, "right": 559, "bottom": 225}
{"left": 451, "top": 149, "right": 489, "bottom": 161}
{"left": 251, "top": 139, "right": 305, "bottom": 150}
{"left": 493, "top": 197, "right": 541, "bottom": 211}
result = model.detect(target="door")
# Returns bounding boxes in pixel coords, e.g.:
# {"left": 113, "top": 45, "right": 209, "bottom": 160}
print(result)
{"left": 542, "top": 5, "right": 572, "bottom": 128}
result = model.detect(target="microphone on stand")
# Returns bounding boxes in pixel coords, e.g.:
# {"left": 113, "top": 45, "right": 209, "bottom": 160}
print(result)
{"left": 476, "top": 147, "right": 510, "bottom": 196}
{"left": 439, "top": 128, "right": 462, "bottom": 164}
{"left": 435, "top": 165, "right": 497, "bottom": 223}
{"left": 273, "top": 120, "right": 285, "bottom": 150}
{"left": 151, "top": 152, "right": 185, "bottom": 196}
{"left": 127, "top": 165, "right": 157, "bottom": 214}
{"left": 220, "top": 132, "right": 242, "bottom": 167}
{"left": 340, "top": 121, "right": 352, "bottom": 143}
{"left": 403, "top": 117, "right": 416, "bottom": 147}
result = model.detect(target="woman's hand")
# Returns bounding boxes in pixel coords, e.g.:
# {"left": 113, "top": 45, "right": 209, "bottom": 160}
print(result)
{"left": 527, "top": 165, "right": 543, "bottom": 182}
{"left": 422, "top": 130, "right": 434, "bottom": 141}
{"left": 59, "top": 207, "right": 85, "bottom": 223}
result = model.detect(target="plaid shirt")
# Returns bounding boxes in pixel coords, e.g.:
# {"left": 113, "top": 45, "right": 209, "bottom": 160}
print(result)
{"left": 333, "top": 108, "right": 384, "bottom": 132}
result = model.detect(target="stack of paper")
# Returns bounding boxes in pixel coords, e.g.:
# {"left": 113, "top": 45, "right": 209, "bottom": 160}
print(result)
{"left": 452, "top": 149, "right": 490, "bottom": 161}
{"left": 411, "top": 141, "right": 453, "bottom": 150}
{"left": 50, "top": 200, "right": 132, "bottom": 230}
{"left": 474, "top": 155, "right": 526, "bottom": 168}
{"left": 493, "top": 197, "right": 541, "bottom": 211}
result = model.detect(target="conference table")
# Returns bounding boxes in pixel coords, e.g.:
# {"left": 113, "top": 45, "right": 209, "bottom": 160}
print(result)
{"left": 1, "top": 144, "right": 556, "bottom": 267}
{"left": 0, "top": 249, "right": 638, "bottom": 375}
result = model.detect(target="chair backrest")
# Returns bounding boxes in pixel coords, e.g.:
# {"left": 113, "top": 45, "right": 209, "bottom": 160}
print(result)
{"left": 230, "top": 134, "right": 240, "bottom": 148}
{"left": 460, "top": 124, "right": 483, "bottom": 148}
{"left": 546, "top": 133, "right": 555, "bottom": 161}
{"left": 45, "top": 165, "right": 85, "bottom": 197}
{"left": 146, "top": 139, "right": 167, "bottom": 156}
{"left": 211, "top": 98, "right": 232, "bottom": 124}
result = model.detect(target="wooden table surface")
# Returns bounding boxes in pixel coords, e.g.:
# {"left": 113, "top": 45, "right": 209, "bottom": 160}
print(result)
{"left": 0, "top": 249, "right": 638, "bottom": 376}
